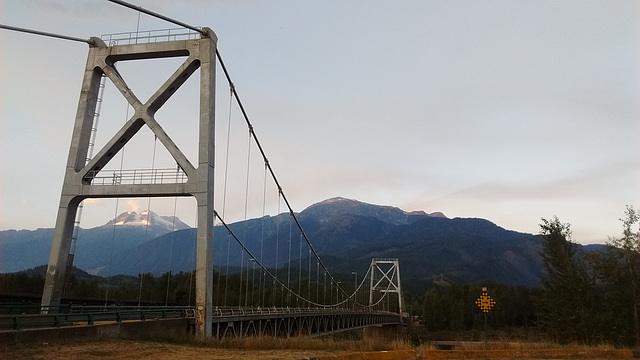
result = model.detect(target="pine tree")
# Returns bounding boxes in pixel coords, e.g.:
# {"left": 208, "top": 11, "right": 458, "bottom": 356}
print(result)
{"left": 537, "top": 217, "right": 596, "bottom": 343}
{"left": 598, "top": 206, "right": 640, "bottom": 346}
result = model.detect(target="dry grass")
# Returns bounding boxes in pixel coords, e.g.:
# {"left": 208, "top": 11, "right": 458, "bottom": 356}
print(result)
{"left": 452, "top": 339, "right": 623, "bottom": 351}
{"left": 186, "top": 333, "right": 414, "bottom": 352}
{"left": 0, "top": 338, "right": 351, "bottom": 360}
{"left": 2, "top": 332, "right": 630, "bottom": 360}
{"left": 418, "top": 338, "right": 633, "bottom": 360}
{"left": 0, "top": 333, "right": 416, "bottom": 360}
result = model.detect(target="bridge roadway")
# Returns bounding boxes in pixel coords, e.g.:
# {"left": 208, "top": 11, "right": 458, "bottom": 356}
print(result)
{"left": 210, "top": 307, "right": 403, "bottom": 339}
{"left": 1, "top": 305, "right": 404, "bottom": 340}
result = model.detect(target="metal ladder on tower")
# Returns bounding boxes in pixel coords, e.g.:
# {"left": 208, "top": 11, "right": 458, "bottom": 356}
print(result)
{"left": 63, "top": 73, "right": 107, "bottom": 287}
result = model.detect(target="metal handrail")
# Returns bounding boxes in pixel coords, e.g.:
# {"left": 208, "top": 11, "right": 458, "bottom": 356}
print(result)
{"left": 85, "top": 168, "right": 188, "bottom": 185}
{"left": 0, "top": 306, "right": 399, "bottom": 331}
{"left": 101, "top": 28, "right": 201, "bottom": 45}
{"left": 0, "top": 308, "right": 189, "bottom": 331}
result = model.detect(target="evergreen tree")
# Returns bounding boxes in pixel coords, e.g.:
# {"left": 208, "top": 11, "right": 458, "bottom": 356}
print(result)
{"left": 537, "top": 216, "right": 596, "bottom": 343}
{"left": 593, "top": 206, "right": 640, "bottom": 346}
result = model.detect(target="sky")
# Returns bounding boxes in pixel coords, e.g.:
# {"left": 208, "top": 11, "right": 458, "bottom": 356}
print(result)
{"left": 1, "top": 0, "right": 638, "bottom": 244}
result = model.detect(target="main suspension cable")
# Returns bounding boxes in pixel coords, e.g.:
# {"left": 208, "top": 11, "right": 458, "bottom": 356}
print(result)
{"left": 0, "top": 24, "right": 97, "bottom": 45}
{"left": 216, "top": 51, "right": 346, "bottom": 297}
{"left": 106, "top": 0, "right": 206, "bottom": 36}
{"left": 106, "top": 0, "right": 351, "bottom": 303}
{"left": 213, "top": 211, "right": 338, "bottom": 308}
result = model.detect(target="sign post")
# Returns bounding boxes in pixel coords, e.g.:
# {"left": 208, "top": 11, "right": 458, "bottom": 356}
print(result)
{"left": 475, "top": 287, "right": 495, "bottom": 349}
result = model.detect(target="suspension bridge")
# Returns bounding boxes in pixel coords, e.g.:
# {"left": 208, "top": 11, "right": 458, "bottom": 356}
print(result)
{"left": 0, "top": 1, "right": 406, "bottom": 339}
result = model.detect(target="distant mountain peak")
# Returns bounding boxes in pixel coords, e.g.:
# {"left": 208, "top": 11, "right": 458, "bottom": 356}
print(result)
{"left": 427, "top": 211, "right": 447, "bottom": 218}
{"left": 104, "top": 210, "right": 189, "bottom": 231}
{"left": 321, "top": 197, "right": 352, "bottom": 203}
{"left": 302, "top": 197, "right": 444, "bottom": 225}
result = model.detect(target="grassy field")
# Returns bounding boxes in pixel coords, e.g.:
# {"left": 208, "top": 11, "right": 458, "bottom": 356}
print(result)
{"left": 0, "top": 335, "right": 413, "bottom": 360}
{"left": 2, "top": 330, "right": 634, "bottom": 360}
{"left": 3, "top": 336, "right": 635, "bottom": 360}
{"left": 1, "top": 339, "right": 345, "bottom": 360}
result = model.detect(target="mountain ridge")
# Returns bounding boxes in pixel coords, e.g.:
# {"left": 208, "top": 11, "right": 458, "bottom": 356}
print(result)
{"left": 0, "top": 198, "right": 597, "bottom": 293}
{"left": 0, "top": 210, "right": 188, "bottom": 273}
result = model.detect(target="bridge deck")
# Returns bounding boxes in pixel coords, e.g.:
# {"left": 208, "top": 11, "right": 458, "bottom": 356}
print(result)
{"left": 0, "top": 306, "right": 403, "bottom": 339}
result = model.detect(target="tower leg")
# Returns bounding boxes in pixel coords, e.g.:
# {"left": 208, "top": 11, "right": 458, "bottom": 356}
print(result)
{"left": 41, "top": 196, "right": 80, "bottom": 312}
{"left": 194, "top": 191, "right": 214, "bottom": 336}
{"left": 193, "top": 28, "right": 216, "bottom": 337}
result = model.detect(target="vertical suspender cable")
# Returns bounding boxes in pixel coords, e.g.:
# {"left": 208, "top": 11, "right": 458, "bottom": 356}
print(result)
{"left": 220, "top": 79, "right": 234, "bottom": 306}
{"left": 331, "top": 284, "right": 336, "bottom": 308}
{"left": 217, "top": 50, "right": 346, "bottom": 303}
{"left": 273, "top": 192, "right": 281, "bottom": 307}
{"left": 138, "top": 135, "right": 158, "bottom": 307}
{"left": 164, "top": 194, "right": 178, "bottom": 306}
{"left": 239, "top": 128, "right": 252, "bottom": 308}
{"left": 323, "top": 270, "right": 327, "bottom": 305}
{"left": 298, "top": 232, "right": 302, "bottom": 307}
{"left": 105, "top": 89, "right": 129, "bottom": 306}
{"left": 105, "top": 200, "right": 121, "bottom": 306}
{"left": 308, "top": 247, "right": 311, "bottom": 307}
{"left": 105, "top": 0, "right": 359, "bottom": 311}
{"left": 286, "top": 220, "right": 292, "bottom": 307}
{"left": 238, "top": 235, "right": 244, "bottom": 307}
{"left": 260, "top": 163, "right": 267, "bottom": 305}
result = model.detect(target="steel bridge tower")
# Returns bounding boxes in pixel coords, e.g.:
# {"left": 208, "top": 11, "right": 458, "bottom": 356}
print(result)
{"left": 369, "top": 258, "right": 404, "bottom": 318}
{"left": 40, "top": 28, "right": 218, "bottom": 336}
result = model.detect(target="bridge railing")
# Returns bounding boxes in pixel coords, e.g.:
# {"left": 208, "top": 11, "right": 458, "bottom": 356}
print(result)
{"left": 209, "top": 306, "right": 388, "bottom": 317}
{"left": 84, "top": 168, "right": 188, "bottom": 185}
{"left": 0, "top": 305, "right": 399, "bottom": 331}
{"left": 0, "top": 303, "right": 68, "bottom": 315}
{"left": 0, "top": 307, "right": 192, "bottom": 331}
{"left": 101, "top": 28, "right": 201, "bottom": 45}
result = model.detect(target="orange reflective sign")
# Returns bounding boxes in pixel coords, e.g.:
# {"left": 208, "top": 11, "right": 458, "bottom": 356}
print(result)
{"left": 475, "top": 291, "right": 495, "bottom": 313}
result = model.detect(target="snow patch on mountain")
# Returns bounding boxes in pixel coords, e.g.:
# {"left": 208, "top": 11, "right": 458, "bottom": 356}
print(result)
{"left": 104, "top": 210, "right": 189, "bottom": 231}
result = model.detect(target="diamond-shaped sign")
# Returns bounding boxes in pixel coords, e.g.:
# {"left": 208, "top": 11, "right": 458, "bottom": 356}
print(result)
{"left": 475, "top": 287, "right": 495, "bottom": 313}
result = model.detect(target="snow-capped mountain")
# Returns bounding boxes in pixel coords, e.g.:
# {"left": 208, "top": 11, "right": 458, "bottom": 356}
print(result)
{"left": 103, "top": 210, "right": 190, "bottom": 231}
{"left": 0, "top": 210, "right": 191, "bottom": 274}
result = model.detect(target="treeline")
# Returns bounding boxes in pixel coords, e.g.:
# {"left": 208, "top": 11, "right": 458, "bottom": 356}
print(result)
{"left": 407, "top": 282, "right": 537, "bottom": 333}
{"left": 533, "top": 206, "right": 640, "bottom": 346}
{"left": 0, "top": 268, "right": 362, "bottom": 310}
{"left": 2, "top": 207, "right": 637, "bottom": 346}
{"left": 407, "top": 206, "right": 640, "bottom": 347}
{"left": 0, "top": 268, "right": 196, "bottom": 306}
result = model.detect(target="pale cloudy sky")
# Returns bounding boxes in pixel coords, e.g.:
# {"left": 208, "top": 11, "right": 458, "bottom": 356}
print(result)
{"left": 1, "top": 0, "right": 638, "bottom": 244}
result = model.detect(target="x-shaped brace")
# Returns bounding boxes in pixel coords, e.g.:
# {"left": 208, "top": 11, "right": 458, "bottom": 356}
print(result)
{"left": 79, "top": 43, "right": 201, "bottom": 184}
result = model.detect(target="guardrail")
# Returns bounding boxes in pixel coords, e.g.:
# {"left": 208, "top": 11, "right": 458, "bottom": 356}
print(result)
{"left": 0, "top": 305, "right": 398, "bottom": 332}
{"left": 85, "top": 168, "right": 188, "bottom": 185}
{"left": 209, "top": 306, "right": 392, "bottom": 317}
{"left": 0, "top": 303, "right": 68, "bottom": 315}
{"left": 0, "top": 307, "right": 193, "bottom": 331}
{"left": 101, "top": 28, "right": 201, "bottom": 45}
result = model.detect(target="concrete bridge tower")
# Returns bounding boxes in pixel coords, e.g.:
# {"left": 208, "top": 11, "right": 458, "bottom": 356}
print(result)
{"left": 40, "top": 28, "right": 218, "bottom": 337}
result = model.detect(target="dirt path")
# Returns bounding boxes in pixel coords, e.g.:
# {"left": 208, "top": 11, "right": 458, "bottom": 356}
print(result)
{"left": 1, "top": 339, "right": 346, "bottom": 360}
